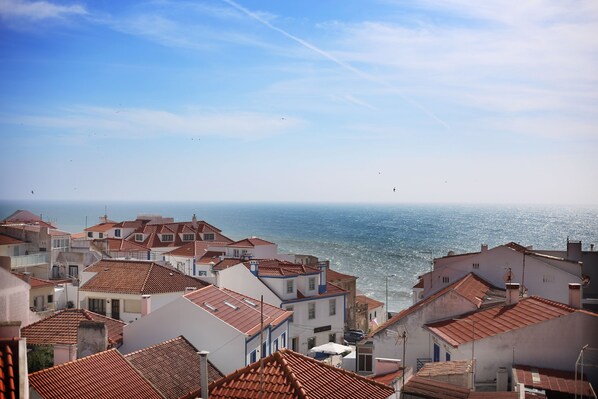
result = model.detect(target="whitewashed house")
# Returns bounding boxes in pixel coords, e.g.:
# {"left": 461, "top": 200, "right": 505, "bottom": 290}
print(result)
{"left": 425, "top": 283, "right": 598, "bottom": 386}
{"left": 213, "top": 259, "right": 348, "bottom": 355}
{"left": 78, "top": 259, "right": 209, "bottom": 323}
{"left": 360, "top": 273, "right": 505, "bottom": 376}
{"left": 418, "top": 242, "right": 583, "bottom": 306}
{"left": 120, "top": 285, "right": 293, "bottom": 375}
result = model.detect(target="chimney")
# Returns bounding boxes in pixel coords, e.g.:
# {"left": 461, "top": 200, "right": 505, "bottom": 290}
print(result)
{"left": 590, "top": 243, "right": 594, "bottom": 252}
{"left": 568, "top": 283, "right": 582, "bottom": 308}
{"left": 77, "top": 320, "right": 107, "bottom": 358}
{"left": 198, "top": 351, "right": 209, "bottom": 399}
{"left": 0, "top": 321, "right": 21, "bottom": 339}
{"left": 567, "top": 240, "right": 582, "bottom": 261}
{"left": 506, "top": 283, "right": 520, "bottom": 305}
{"left": 191, "top": 214, "right": 198, "bottom": 229}
{"left": 141, "top": 295, "right": 151, "bottom": 316}
{"left": 249, "top": 260, "right": 259, "bottom": 277}
{"left": 481, "top": 244, "right": 488, "bottom": 252}
{"left": 318, "top": 261, "right": 329, "bottom": 294}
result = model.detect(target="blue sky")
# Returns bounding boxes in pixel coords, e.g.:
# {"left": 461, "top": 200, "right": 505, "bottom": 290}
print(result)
{"left": 1, "top": 0, "right": 597, "bottom": 204}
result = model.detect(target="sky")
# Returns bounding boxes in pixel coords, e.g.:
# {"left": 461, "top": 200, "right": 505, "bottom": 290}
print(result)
{"left": 0, "top": 0, "right": 597, "bottom": 205}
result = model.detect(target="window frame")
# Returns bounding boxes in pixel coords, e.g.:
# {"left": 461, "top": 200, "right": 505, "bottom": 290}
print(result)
{"left": 286, "top": 279, "right": 294, "bottom": 294}
{"left": 329, "top": 299, "right": 336, "bottom": 316}
{"left": 308, "top": 302, "right": 316, "bottom": 320}
{"left": 308, "top": 277, "right": 316, "bottom": 291}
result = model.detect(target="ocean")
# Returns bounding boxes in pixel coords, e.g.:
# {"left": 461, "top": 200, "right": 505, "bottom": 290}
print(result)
{"left": 1, "top": 200, "right": 597, "bottom": 312}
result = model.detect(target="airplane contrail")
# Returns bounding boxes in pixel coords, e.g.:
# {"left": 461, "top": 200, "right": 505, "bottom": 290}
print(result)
{"left": 221, "top": 0, "right": 450, "bottom": 130}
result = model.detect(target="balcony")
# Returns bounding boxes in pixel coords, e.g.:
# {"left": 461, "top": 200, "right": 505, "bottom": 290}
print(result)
{"left": 11, "top": 252, "right": 50, "bottom": 269}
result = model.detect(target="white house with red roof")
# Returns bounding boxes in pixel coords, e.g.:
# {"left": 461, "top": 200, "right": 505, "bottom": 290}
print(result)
{"left": 78, "top": 259, "right": 209, "bottom": 323}
{"left": 214, "top": 237, "right": 279, "bottom": 260}
{"left": 360, "top": 273, "right": 505, "bottom": 376}
{"left": 120, "top": 285, "right": 293, "bottom": 375}
{"left": 418, "top": 242, "right": 584, "bottom": 307}
{"left": 424, "top": 283, "right": 598, "bottom": 386}
{"left": 213, "top": 259, "right": 348, "bottom": 356}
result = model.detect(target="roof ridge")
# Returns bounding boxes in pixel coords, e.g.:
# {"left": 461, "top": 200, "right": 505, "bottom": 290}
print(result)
{"left": 117, "top": 349, "right": 167, "bottom": 399}
{"left": 124, "top": 335, "right": 189, "bottom": 358}
{"left": 140, "top": 262, "right": 155, "bottom": 293}
{"left": 276, "top": 350, "right": 309, "bottom": 398}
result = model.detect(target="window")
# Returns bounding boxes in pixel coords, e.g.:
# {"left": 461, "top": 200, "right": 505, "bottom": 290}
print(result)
{"left": 183, "top": 233, "right": 194, "bottom": 241}
{"left": 135, "top": 234, "right": 143, "bottom": 242}
{"left": 329, "top": 333, "right": 336, "bottom": 343}
{"left": 308, "top": 302, "right": 316, "bottom": 320}
{"left": 114, "top": 229, "right": 121, "bottom": 237}
{"left": 329, "top": 299, "right": 336, "bottom": 316}
{"left": 161, "top": 234, "right": 173, "bottom": 242}
{"left": 286, "top": 306, "right": 294, "bottom": 322}
{"left": 52, "top": 238, "right": 69, "bottom": 249}
{"left": 281, "top": 332, "right": 286, "bottom": 348}
{"left": 446, "top": 352, "right": 451, "bottom": 361}
{"left": 308, "top": 277, "right": 316, "bottom": 291}
{"left": 291, "top": 337, "right": 298, "bottom": 352}
{"left": 87, "top": 232, "right": 93, "bottom": 238}
{"left": 358, "top": 346, "right": 373, "bottom": 373}
{"left": 286, "top": 279, "right": 294, "bottom": 294}
{"left": 273, "top": 339, "right": 278, "bottom": 352}
{"left": 233, "top": 249, "right": 240, "bottom": 258}
{"left": 47, "top": 294, "right": 53, "bottom": 303}
{"left": 262, "top": 342, "right": 267, "bottom": 358}
{"left": 69, "top": 265, "right": 79, "bottom": 278}
{"left": 472, "top": 263, "right": 480, "bottom": 269}
{"left": 307, "top": 337, "right": 316, "bottom": 350}
{"left": 543, "top": 274, "right": 555, "bottom": 283}
{"left": 250, "top": 350, "right": 257, "bottom": 363}
{"left": 98, "top": 233, "right": 103, "bottom": 239}
{"left": 442, "top": 276, "right": 450, "bottom": 283}
{"left": 88, "top": 298, "right": 106, "bottom": 315}
{"left": 433, "top": 343, "right": 440, "bottom": 362}
{"left": 204, "top": 233, "right": 214, "bottom": 241}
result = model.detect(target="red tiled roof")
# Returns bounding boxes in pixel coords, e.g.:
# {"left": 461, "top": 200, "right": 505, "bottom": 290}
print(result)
{"left": 80, "top": 259, "right": 208, "bottom": 295}
{"left": 21, "top": 309, "right": 126, "bottom": 346}
{"left": 327, "top": 267, "right": 357, "bottom": 282}
{"left": 371, "top": 273, "right": 501, "bottom": 337}
{"left": 243, "top": 259, "right": 321, "bottom": 277}
{"left": 125, "top": 336, "right": 224, "bottom": 399}
{"left": 403, "top": 375, "right": 521, "bottom": 398}
{"left": 369, "top": 368, "right": 404, "bottom": 386}
{"left": 513, "top": 364, "right": 594, "bottom": 397}
{"left": 85, "top": 222, "right": 116, "bottom": 233}
{"left": 28, "top": 349, "right": 164, "bottom": 399}
{"left": 198, "top": 251, "right": 225, "bottom": 263}
{"left": 212, "top": 258, "right": 242, "bottom": 271}
{"left": 227, "top": 237, "right": 275, "bottom": 247}
{"left": 356, "top": 295, "right": 384, "bottom": 311}
{"left": 184, "top": 286, "right": 293, "bottom": 337}
{"left": 426, "top": 297, "right": 588, "bottom": 347}
{"left": 0, "top": 234, "right": 25, "bottom": 246}
{"left": 12, "top": 272, "right": 55, "bottom": 288}
{"left": 208, "top": 348, "right": 394, "bottom": 399}
{"left": 106, "top": 238, "right": 148, "bottom": 252}
{"left": 125, "top": 220, "right": 232, "bottom": 250}
{"left": 164, "top": 241, "right": 211, "bottom": 257}
{"left": 0, "top": 338, "right": 20, "bottom": 399}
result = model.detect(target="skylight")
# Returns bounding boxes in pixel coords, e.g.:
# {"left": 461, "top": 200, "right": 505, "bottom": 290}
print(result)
{"left": 224, "top": 301, "right": 239, "bottom": 310}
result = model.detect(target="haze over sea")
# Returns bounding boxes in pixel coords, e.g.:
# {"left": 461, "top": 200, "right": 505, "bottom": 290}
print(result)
{"left": 1, "top": 200, "right": 597, "bottom": 312}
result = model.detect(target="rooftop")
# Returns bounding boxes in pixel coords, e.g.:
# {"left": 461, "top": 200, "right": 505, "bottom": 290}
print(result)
{"left": 208, "top": 348, "right": 394, "bottom": 399}
{"left": 227, "top": 237, "right": 276, "bottom": 247}
{"left": 0, "top": 338, "right": 20, "bottom": 399}
{"left": 21, "top": 309, "right": 126, "bottom": 346}
{"left": 124, "top": 336, "right": 224, "bottom": 399}
{"left": 0, "top": 233, "right": 25, "bottom": 246}
{"left": 12, "top": 272, "right": 55, "bottom": 288}
{"left": 81, "top": 259, "right": 208, "bottom": 295}
{"left": 28, "top": 349, "right": 164, "bottom": 399}
{"left": 403, "top": 375, "right": 524, "bottom": 398}
{"left": 356, "top": 294, "right": 385, "bottom": 310}
{"left": 513, "top": 364, "right": 595, "bottom": 397}
{"left": 85, "top": 222, "right": 116, "bottom": 233}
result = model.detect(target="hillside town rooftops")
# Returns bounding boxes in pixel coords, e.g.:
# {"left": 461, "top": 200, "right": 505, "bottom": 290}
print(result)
{"left": 184, "top": 285, "right": 293, "bottom": 336}
{"left": 28, "top": 349, "right": 164, "bottom": 399}
{"left": 80, "top": 259, "right": 208, "bottom": 295}
{"left": 208, "top": 348, "right": 394, "bottom": 399}
{"left": 21, "top": 309, "right": 126, "bottom": 346}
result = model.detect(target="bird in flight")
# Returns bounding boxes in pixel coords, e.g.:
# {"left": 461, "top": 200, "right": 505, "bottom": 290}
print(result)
{"left": 31, "top": 190, "right": 34, "bottom": 194}
{"left": 393, "top": 187, "right": 396, "bottom": 192}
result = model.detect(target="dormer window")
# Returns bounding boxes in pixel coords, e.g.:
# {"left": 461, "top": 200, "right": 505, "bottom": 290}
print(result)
{"left": 286, "top": 279, "right": 294, "bottom": 294}
{"left": 308, "top": 277, "right": 316, "bottom": 291}
{"left": 135, "top": 234, "right": 143, "bottom": 242}
{"left": 162, "top": 234, "right": 174, "bottom": 242}
{"left": 204, "top": 233, "right": 215, "bottom": 241}
{"left": 183, "top": 233, "right": 194, "bottom": 241}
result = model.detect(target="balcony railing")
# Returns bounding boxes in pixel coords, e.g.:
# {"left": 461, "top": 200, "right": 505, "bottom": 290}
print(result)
{"left": 11, "top": 252, "right": 50, "bottom": 269}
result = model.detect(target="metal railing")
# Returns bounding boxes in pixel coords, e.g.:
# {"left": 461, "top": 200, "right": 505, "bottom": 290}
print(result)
{"left": 11, "top": 252, "right": 50, "bottom": 268}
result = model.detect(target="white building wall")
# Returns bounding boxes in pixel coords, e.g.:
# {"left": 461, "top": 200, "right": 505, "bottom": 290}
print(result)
{"left": 216, "top": 264, "right": 281, "bottom": 306}
{"left": 0, "top": 267, "right": 39, "bottom": 327}
{"left": 120, "top": 297, "right": 248, "bottom": 375}
{"left": 426, "top": 245, "right": 581, "bottom": 304}
{"left": 370, "top": 291, "right": 477, "bottom": 375}
{"left": 432, "top": 311, "right": 598, "bottom": 384}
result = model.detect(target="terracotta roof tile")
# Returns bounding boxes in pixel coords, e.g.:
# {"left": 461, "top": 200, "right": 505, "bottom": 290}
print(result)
{"left": 327, "top": 267, "right": 357, "bottom": 282}
{"left": 164, "top": 241, "right": 211, "bottom": 257}
{"left": 403, "top": 376, "right": 521, "bottom": 398}
{"left": 208, "top": 349, "right": 394, "bottom": 399}
{"left": 371, "top": 273, "right": 502, "bottom": 337}
{"left": 21, "top": 309, "right": 126, "bottom": 346}
{"left": 369, "top": 368, "right": 404, "bottom": 386}
{"left": 513, "top": 364, "right": 594, "bottom": 397}
{"left": 212, "top": 258, "right": 242, "bottom": 271}
{"left": 125, "top": 220, "right": 232, "bottom": 250}
{"left": 106, "top": 238, "right": 149, "bottom": 252}
{"left": 85, "top": 222, "right": 116, "bottom": 233}
{"left": 28, "top": 349, "right": 164, "bottom": 399}
{"left": 125, "top": 336, "right": 224, "bottom": 399}
{"left": 81, "top": 259, "right": 208, "bottom": 295}
{"left": 356, "top": 294, "right": 384, "bottom": 310}
{"left": 0, "top": 338, "right": 20, "bottom": 399}
{"left": 0, "top": 234, "right": 25, "bottom": 246}
{"left": 426, "top": 297, "right": 585, "bottom": 347}
{"left": 12, "top": 272, "right": 55, "bottom": 288}
{"left": 184, "top": 286, "right": 292, "bottom": 336}
{"left": 227, "top": 237, "right": 275, "bottom": 247}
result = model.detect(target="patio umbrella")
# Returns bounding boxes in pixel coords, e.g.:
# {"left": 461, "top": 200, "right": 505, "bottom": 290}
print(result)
{"left": 309, "top": 342, "right": 353, "bottom": 355}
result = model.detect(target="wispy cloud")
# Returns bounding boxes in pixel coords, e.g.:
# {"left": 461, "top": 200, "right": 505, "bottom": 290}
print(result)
{"left": 0, "top": 0, "right": 86, "bottom": 21}
{"left": 1, "top": 106, "right": 303, "bottom": 141}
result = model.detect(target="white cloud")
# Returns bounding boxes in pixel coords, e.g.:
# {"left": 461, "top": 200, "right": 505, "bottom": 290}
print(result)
{"left": 2, "top": 106, "right": 303, "bottom": 141}
{"left": 0, "top": 0, "right": 86, "bottom": 20}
